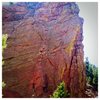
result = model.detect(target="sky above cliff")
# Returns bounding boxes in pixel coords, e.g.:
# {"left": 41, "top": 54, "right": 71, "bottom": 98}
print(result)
{"left": 77, "top": 2, "right": 98, "bottom": 66}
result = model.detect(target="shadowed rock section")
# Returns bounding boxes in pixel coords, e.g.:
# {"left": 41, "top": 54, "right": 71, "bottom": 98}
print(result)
{"left": 2, "top": 2, "right": 86, "bottom": 98}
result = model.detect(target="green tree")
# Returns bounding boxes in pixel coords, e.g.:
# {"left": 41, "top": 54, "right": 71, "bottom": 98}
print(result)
{"left": 89, "top": 66, "right": 94, "bottom": 85}
{"left": 2, "top": 82, "right": 6, "bottom": 89}
{"left": 2, "top": 34, "right": 8, "bottom": 51}
{"left": 93, "top": 66, "right": 98, "bottom": 91}
{"left": 2, "top": 34, "right": 8, "bottom": 89}
{"left": 85, "top": 57, "right": 98, "bottom": 91}
{"left": 51, "top": 81, "right": 70, "bottom": 98}
{"left": 2, "top": 34, "right": 8, "bottom": 65}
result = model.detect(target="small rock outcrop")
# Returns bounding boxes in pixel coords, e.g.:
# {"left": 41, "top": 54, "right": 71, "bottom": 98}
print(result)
{"left": 2, "top": 2, "right": 86, "bottom": 98}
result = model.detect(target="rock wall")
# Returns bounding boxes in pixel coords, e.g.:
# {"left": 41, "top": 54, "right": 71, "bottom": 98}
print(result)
{"left": 2, "top": 2, "right": 86, "bottom": 98}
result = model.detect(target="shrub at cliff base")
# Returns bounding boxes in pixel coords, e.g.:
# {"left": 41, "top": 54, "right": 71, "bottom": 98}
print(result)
{"left": 50, "top": 81, "right": 70, "bottom": 98}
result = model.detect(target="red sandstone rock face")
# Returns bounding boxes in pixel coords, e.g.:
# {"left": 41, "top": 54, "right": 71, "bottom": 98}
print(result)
{"left": 2, "top": 2, "right": 86, "bottom": 97}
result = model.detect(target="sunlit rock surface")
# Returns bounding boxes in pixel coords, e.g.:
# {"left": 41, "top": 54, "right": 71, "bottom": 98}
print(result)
{"left": 2, "top": 2, "right": 86, "bottom": 98}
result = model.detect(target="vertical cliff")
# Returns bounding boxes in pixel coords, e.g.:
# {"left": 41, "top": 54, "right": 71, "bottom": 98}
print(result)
{"left": 2, "top": 2, "right": 86, "bottom": 97}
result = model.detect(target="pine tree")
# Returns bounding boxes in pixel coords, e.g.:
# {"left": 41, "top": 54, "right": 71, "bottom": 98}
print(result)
{"left": 85, "top": 57, "right": 98, "bottom": 91}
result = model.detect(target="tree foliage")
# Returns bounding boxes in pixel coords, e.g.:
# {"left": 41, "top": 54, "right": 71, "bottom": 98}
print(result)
{"left": 50, "top": 81, "right": 70, "bottom": 98}
{"left": 85, "top": 57, "right": 98, "bottom": 91}
{"left": 2, "top": 34, "right": 8, "bottom": 65}
{"left": 2, "top": 34, "right": 8, "bottom": 51}
{"left": 2, "top": 34, "right": 8, "bottom": 89}
{"left": 2, "top": 82, "right": 6, "bottom": 89}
